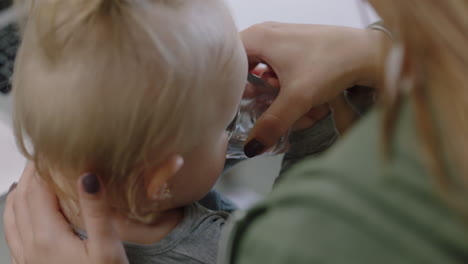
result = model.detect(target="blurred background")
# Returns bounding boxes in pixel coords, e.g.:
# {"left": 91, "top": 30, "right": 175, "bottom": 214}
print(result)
{"left": 0, "top": 0, "right": 378, "bottom": 197}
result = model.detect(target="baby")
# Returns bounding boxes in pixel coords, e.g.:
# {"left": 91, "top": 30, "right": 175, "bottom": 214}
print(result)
{"left": 12, "top": 0, "right": 246, "bottom": 263}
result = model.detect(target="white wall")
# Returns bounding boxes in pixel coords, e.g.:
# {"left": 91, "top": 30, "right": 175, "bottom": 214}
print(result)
{"left": 0, "top": 94, "right": 24, "bottom": 194}
{"left": 226, "top": 0, "right": 377, "bottom": 30}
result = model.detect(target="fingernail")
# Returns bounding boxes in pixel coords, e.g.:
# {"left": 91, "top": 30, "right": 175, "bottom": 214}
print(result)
{"left": 244, "top": 139, "right": 266, "bottom": 158}
{"left": 82, "top": 173, "right": 100, "bottom": 194}
{"left": 8, "top": 182, "right": 17, "bottom": 194}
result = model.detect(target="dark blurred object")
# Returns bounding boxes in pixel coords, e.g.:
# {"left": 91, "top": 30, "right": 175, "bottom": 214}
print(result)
{"left": 345, "top": 86, "right": 376, "bottom": 116}
{"left": 0, "top": 24, "right": 18, "bottom": 95}
{"left": 0, "top": 0, "right": 18, "bottom": 95}
{"left": 0, "top": 0, "right": 13, "bottom": 11}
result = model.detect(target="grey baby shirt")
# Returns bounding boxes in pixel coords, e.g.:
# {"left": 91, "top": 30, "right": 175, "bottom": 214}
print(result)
{"left": 77, "top": 203, "right": 229, "bottom": 264}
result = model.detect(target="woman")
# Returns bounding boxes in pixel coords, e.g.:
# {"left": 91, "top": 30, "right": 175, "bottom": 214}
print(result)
{"left": 5, "top": 0, "right": 468, "bottom": 263}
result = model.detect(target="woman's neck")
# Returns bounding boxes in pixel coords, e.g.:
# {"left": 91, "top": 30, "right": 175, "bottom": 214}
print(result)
{"left": 60, "top": 198, "right": 185, "bottom": 245}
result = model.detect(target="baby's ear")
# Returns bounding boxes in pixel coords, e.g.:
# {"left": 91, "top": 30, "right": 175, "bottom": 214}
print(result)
{"left": 146, "top": 155, "right": 184, "bottom": 201}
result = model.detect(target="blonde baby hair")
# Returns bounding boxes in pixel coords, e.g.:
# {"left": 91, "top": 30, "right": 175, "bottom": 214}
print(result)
{"left": 12, "top": 0, "right": 246, "bottom": 223}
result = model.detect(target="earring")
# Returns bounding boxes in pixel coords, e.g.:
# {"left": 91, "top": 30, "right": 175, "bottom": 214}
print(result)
{"left": 386, "top": 44, "right": 404, "bottom": 99}
{"left": 153, "top": 183, "right": 172, "bottom": 201}
{"left": 399, "top": 76, "right": 414, "bottom": 96}
{"left": 386, "top": 43, "right": 414, "bottom": 98}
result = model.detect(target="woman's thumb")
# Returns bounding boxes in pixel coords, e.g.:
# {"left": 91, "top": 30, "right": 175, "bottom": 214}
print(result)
{"left": 78, "top": 173, "right": 128, "bottom": 263}
{"left": 244, "top": 93, "right": 306, "bottom": 158}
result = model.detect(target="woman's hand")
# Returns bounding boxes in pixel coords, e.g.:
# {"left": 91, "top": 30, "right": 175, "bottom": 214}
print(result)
{"left": 3, "top": 163, "right": 129, "bottom": 264}
{"left": 242, "top": 22, "right": 389, "bottom": 157}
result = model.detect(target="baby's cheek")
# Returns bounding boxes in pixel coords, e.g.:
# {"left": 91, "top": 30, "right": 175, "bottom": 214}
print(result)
{"left": 213, "top": 132, "right": 230, "bottom": 174}
{"left": 222, "top": 131, "right": 230, "bottom": 153}
{"left": 204, "top": 132, "right": 230, "bottom": 186}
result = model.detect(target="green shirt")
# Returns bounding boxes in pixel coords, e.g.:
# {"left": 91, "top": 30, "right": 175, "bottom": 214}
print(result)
{"left": 221, "top": 101, "right": 468, "bottom": 263}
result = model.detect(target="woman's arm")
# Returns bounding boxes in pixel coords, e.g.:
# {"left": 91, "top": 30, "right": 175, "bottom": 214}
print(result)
{"left": 242, "top": 23, "right": 390, "bottom": 157}
{"left": 279, "top": 110, "right": 339, "bottom": 179}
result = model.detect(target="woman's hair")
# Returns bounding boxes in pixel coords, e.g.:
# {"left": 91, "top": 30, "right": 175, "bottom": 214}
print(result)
{"left": 372, "top": 1, "right": 468, "bottom": 196}
{"left": 12, "top": 0, "right": 246, "bottom": 223}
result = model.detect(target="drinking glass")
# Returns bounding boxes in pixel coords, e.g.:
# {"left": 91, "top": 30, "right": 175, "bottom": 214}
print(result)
{"left": 226, "top": 73, "right": 289, "bottom": 159}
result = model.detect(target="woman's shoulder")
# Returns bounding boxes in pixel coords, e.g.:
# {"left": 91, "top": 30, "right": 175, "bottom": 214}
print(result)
{"left": 275, "top": 101, "right": 429, "bottom": 199}
{"left": 225, "top": 103, "right": 468, "bottom": 264}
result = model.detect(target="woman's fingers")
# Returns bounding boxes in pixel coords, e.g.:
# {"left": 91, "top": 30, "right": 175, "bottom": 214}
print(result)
{"left": 244, "top": 65, "right": 313, "bottom": 157}
{"left": 241, "top": 22, "right": 281, "bottom": 72}
{"left": 241, "top": 23, "right": 386, "bottom": 157}
{"left": 5, "top": 166, "right": 127, "bottom": 264}
{"left": 244, "top": 89, "right": 310, "bottom": 158}
{"left": 4, "top": 191, "right": 24, "bottom": 264}
{"left": 26, "top": 171, "right": 78, "bottom": 247}
{"left": 261, "top": 70, "right": 280, "bottom": 89}
{"left": 12, "top": 163, "right": 35, "bottom": 248}
{"left": 244, "top": 67, "right": 311, "bottom": 158}
{"left": 78, "top": 173, "right": 129, "bottom": 264}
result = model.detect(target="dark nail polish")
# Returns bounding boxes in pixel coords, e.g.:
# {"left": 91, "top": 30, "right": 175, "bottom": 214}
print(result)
{"left": 8, "top": 182, "right": 17, "bottom": 194}
{"left": 82, "top": 173, "right": 100, "bottom": 194}
{"left": 244, "top": 139, "right": 266, "bottom": 158}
